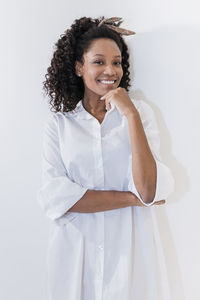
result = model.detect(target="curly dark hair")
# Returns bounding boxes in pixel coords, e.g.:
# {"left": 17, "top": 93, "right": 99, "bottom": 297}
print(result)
{"left": 43, "top": 16, "right": 132, "bottom": 113}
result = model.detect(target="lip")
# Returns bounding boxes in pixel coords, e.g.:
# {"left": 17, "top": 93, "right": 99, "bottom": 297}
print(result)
{"left": 98, "top": 79, "right": 117, "bottom": 81}
{"left": 97, "top": 79, "right": 117, "bottom": 85}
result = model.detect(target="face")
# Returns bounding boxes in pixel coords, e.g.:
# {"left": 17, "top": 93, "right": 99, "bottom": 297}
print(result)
{"left": 75, "top": 38, "right": 123, "bottom": 97}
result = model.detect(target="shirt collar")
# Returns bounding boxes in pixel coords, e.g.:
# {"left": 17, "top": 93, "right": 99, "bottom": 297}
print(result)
{"left": 67, "top": 99, "right": 116, "bottom": 120}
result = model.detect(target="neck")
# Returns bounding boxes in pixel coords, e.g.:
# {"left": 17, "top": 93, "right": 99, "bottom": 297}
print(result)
{"left": 82, "top": 93, "right": 106, "bottom": 114}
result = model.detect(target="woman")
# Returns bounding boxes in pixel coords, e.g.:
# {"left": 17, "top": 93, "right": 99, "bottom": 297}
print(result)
{"left": 37, "top": 16, "right": 174, "bottom": 300}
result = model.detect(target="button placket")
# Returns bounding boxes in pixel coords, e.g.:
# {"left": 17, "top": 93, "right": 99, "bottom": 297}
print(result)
{"left": 93, "top": 122, "right": 104, "bottom": 188}
{"left": 94, "top": 212, "right": 105, "bottom": 300}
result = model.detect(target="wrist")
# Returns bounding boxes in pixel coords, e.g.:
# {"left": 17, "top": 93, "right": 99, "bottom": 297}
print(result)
{"left": 124, "top": 191, "right": 137, "bottom": 205}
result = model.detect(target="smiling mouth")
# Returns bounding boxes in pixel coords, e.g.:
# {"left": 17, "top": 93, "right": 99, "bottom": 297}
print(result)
{"left": 97, "top": 80, "right": 117, "bottom": 85}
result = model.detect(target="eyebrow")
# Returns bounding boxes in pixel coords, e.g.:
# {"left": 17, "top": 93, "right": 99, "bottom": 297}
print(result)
{"left": 93, "top": 54, "right": 121, "bottom": 58}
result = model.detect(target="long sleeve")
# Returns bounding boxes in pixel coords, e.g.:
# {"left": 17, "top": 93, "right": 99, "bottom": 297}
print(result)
{"left": 37, "top": 113, "right": 88, "bottom": 221}
{"left": 127, "top": 100, "right": 175, "bottom": 206}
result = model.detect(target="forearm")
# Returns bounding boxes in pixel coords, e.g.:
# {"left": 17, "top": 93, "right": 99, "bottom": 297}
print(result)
{"left": 68, "top": 190, "right": 137, "bottom": 213}
{"left": 126, "top": 110, "right": 157, "bottom": 204}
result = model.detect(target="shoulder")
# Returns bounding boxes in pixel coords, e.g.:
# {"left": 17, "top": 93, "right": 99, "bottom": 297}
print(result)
{"left": 129, "top": 98, "right": 157, "bottom": 125}
{"left": 43, "top": 112, "right": 65, "bottom": 137}
{"left": 130, "top": 98, "right": 155, "bottom": 116}
{"left": 44, "top": 112, "right": 58, "bottom": 128}
{"left": 44, "top": 111, "right": 70, "bottom": 128}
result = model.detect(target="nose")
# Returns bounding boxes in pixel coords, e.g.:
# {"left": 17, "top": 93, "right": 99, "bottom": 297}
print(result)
{"left": 103, "top": 64, "right": 117, "bottom": 76}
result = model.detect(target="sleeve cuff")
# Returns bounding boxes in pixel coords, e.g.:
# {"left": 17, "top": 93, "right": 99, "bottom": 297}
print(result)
{"left": 37, "top": 177, "right": 88, "bottom": 221}
{"left": 127, "top": 159, "right": 175, "bottom": 207}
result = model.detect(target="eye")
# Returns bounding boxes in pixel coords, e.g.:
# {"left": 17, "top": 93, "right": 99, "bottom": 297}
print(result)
{"left": 94, "top": 61, "right": 122, "bottom": 65}
{"left": 94, "top": 60, "right": 103, "bottom": 64}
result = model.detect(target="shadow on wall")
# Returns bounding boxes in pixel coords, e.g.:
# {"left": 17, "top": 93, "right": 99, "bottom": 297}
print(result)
{"left": 131, "top": 88, "right": 189, "bottom": 204}
{"left": 126, "top": 25, "right": 200, "bottom": 300}
{"left": 129, "top": 88, "right": 186, "bottom": 300}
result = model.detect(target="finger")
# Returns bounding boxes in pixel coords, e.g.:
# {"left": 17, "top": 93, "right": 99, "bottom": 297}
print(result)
{"left": 154, "top": 200, "right": 166, "bottom": 205}
{"left": 156, "top": 199, "right": 165, "bottom": 203}
{"left": 106, "top": 101, "right": 112, "bottom": 111}
{"left": 100, "top": 94, "right": 108, "bottom": 100}
{"left": 100, "top": 91, "right": 113, "bottom": 100}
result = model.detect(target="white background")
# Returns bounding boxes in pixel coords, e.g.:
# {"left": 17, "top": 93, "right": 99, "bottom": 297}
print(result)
{"left": 0, "top": 0, "right": 199, "bottom": 299}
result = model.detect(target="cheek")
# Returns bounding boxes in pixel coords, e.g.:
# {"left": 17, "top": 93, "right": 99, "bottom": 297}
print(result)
{"left": 85, "top": 70, "right": 100, "bottom": 84}
{"left": 119, "top": 67, "right": 123, "bottom": 77}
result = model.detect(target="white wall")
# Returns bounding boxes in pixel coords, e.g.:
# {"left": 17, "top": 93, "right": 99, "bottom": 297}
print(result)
{"left": 0, "top": 1, "right": 199, "bottom": 299}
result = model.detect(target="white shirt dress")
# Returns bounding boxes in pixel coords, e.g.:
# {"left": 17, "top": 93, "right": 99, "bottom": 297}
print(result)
{"left": 37, "top": 97, "right": 174, "bottom": 300}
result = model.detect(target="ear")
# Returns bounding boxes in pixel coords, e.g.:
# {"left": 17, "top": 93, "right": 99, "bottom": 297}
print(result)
{"left": 75, "top": 60, "right": 83, "bottom": 76}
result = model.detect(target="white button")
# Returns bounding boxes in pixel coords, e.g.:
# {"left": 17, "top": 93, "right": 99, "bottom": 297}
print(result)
{"left": 98, "top": 245, "right": 103, "bottom": 250}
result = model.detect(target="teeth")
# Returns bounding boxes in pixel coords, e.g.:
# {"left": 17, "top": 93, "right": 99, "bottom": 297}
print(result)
{"left": 99, "top": 80, "right": 115, "bottom": 84}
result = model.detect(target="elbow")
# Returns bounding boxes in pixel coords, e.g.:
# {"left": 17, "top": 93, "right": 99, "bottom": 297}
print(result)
{"left": 139, "top": 185, "right": 156, "bottom": 204}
